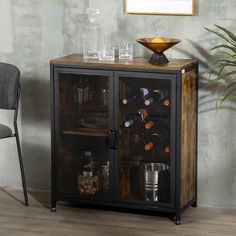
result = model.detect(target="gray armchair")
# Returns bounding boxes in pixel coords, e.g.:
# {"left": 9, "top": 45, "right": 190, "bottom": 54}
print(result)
{"left": 0, "top": 62, "right": 28, "bottom": 206}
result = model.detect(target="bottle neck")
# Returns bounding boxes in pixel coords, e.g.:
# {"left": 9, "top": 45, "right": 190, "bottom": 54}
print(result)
{"left": 137, "top": 108, "right": 149, "bottom": 121}
{"left": 145, "top": 120, "right": 154, "bottom": 130}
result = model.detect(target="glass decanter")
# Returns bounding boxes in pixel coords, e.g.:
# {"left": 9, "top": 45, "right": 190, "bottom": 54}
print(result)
{"left": 82, "top": 8, "right": 100, "bottom": 59}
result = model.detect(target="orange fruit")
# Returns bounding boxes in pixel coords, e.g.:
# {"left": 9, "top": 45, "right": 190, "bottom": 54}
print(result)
{"left": 151, "top": 37, "right": 165, "bottom": 43}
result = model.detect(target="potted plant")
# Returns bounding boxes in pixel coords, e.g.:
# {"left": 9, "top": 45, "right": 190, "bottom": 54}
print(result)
{"left": 205, "top": 25, "right": 236, "bottom": 109}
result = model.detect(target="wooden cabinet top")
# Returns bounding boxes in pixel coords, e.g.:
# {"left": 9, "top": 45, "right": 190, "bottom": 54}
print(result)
{"left": 50, "top": 54, "right": 197, "bottom": 72}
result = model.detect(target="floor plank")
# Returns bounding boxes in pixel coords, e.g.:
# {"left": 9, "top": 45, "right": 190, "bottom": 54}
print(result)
{"left": 0, "top": 188, "right": 235, "bottom": 236}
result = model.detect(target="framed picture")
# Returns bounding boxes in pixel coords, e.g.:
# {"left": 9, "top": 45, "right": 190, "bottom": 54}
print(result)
{"left": 125, "top": 0, "right": 195, "bottom": 16}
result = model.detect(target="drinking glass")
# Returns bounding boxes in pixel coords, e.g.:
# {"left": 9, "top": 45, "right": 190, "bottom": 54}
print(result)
{"left": 119, "top": 41, "right": 133, "bottom": 61}
{"left": 99, "top": 42, "right": 115, "bottom": 61}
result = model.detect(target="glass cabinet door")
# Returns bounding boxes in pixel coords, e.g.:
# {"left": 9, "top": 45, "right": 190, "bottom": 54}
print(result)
{"left": 115, "top": 73, "right": 175, "bottom": 207}
{"left": 55, "top": 69, "right": 112, "bottom": 201}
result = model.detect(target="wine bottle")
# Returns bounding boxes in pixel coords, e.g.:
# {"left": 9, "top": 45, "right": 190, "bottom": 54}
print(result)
{"left": 144, "top": 133, "right": 161, "bottom": 151}
{"left": 144, "top": 120, "right": 154, "bottom": 130}
{"left": 137, "top": 108, "right": 149, "bottom": 120}
{"left": 164, "top": 146, "right": 171, "bottom": 154}
{"left": 122, "top": 87, "right": 149, "bottom": 105}
{"left": 144, "top": 89, "right": 168, "bottom": 106}
{"left": 163, "top": 98, "right": 170, "bottom": 107}
{"left": 122, "top": 91, "right": 138, "bottom": 105}
{"left": 145, "top": 116, "right": 170, "bottom": 131}
{"left": 140, "top": 87, "right": 150, "bottom": 98}
{"left": 144, "top": 128, "right": 168, "bottom": 151}
{"left": 144, "top": 115, "right": 170, "bottom": 130}
{"left": 153, "top": 99, "right": 171, "bottom": 118}
{"left": 124, "top": 108, "right": 149, "bottom": 128}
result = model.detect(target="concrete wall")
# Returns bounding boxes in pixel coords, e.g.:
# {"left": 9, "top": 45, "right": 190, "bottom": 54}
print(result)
{"left": 0, "top": 0, "right": 236, "bottom": 207}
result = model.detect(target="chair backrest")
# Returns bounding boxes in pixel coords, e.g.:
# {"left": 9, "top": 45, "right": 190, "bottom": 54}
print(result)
{"left": 0, "top": 62, "right": 20, "bottom": 110}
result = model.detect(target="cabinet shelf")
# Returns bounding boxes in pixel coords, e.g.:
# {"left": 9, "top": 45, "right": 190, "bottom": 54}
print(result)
{"left": 61, "top": 110, "right": 108, "bottom": 116}
{"left": 78, "top": 104, "right": 108, "bottom": 113}
{"left": 62, "top": 128, "right": 107, "bottom": 137}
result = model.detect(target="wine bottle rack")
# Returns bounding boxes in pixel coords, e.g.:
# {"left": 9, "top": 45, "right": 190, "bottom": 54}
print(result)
{"left": 50, "top": 54, "right": 198, "bottom": 224}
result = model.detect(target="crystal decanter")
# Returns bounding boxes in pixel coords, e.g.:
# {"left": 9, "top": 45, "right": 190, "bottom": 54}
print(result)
{"left": 82, "top": 8, "right": 100, "bottom": 59}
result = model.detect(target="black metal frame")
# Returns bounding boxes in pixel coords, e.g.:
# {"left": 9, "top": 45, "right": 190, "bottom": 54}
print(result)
{"left": 113, "top": 71, "right": 176, "bottom": 209}
{"left": 50, "top": 64, "right": 57, "bottom": 211}
{"left": 174, "top": 64, "right": 199, "bottom": 225}
{"left": 175, "top": 71, "right": 182, "bottom": 224}
{"left": 194, "top": 64, "right": 199, "bottom": 209}
{"left": 1, "top": 87, "right": 29, "bottom": 206}
{"left": 50, "top": 63, "right": 198, "bottom": 224}
{"left": 52, "top": 68, "right": 114, "bottom": 207}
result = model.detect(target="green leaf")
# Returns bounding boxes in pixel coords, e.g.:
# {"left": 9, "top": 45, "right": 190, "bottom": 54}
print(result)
{"left": 205, "top": 25, "right": 236, "bottom": 109}
{"left": 215, "top": 63, "right": 234, "bottom": 77}
{"left": 210, "top": 70, "right": 236, "bottom": 86}
{"left": 219, "top": 70, "right": 236, "bottom": 78}
{"left": 207, "top": 79, "right": 225, "bottom": 96}
{"left": 210, "top": 44, "right": 236, "bottom": 53}
{"left": 216, "top": 62, "right": 236, "bottom": 70}
{"left": 214, "top": 25, "right": 236, "bottom": 44}
{"left": 205, "top": 27, "right": 236, "bottom": 47}
{"left": 216, "top": 87, "right": 236, "bottom": 109}
{"left": 220, "top": 81, "right": 236, "bottom": 94}
{"left": 219, "top": 50, "right": 236, "bottom": 57}
{"left": 216, "top": 59, "right": 236, "bottom": 65}
{"left": 216, "top": 64, "right": 227, "bottom": 76}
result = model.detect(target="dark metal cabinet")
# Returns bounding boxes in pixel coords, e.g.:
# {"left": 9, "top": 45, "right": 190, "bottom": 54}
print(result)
{"left": 50, "top": 54, "right": 198, "bottom": 224}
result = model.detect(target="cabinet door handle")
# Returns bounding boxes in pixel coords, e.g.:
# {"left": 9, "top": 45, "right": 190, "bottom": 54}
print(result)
{"left": 107, "top": 130, "right": 113, "bottom": 149}
{"left": 112, "top": 130, "right": 118, "bottom": 150}
{"left": 107, "top": 130, "right": 118, "bottom": 150}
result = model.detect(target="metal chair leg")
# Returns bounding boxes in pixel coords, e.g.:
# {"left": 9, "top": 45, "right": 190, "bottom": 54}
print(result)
{"left": 15, "top": 125, "right": 29, "bottom": 206}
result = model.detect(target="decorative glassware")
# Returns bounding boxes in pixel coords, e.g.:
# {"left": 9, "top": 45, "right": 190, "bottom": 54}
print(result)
{"left": 136, "top": 37, "right": 180, "bottom": 64}
{"left": 119, "top": 41, "right": 133, "bottom": 61}
{"left": 101, "top": 89, "right": 108, "bottom": 106}
{"left": 99, "top": 42, "right": 115, "bottom": 61}
{"left": 73, "top": 78, "right": 92, "bottom": 105}
{"left": 83, "top": 8, "right": 100, "bottom": 59}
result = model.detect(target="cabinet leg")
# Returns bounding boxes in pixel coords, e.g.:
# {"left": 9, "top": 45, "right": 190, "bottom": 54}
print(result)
{"left": 51, "top": 200, "right": 57, "bottom": 212}
{"left": 175, "top": 213, "right": 181, "bottom": 225}
{"left": 192, "top": 201, "right": 197, "bottom": 208}
{"left": 51, "top": 207, "right": 56, "bottom": 212}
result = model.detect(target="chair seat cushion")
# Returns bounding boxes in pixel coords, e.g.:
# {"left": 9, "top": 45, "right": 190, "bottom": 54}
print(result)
{"left": 0, "top": 124, "right": 12, "bottom": 139}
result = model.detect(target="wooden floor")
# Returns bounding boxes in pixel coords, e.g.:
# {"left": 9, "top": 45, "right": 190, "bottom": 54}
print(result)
{"left": 0, "top": 188, "right": 236, "bottom": 236}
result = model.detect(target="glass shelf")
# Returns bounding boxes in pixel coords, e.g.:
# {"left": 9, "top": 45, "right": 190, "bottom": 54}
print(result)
{"left": 62, "top": 128, "right": 107, "bottom": 137}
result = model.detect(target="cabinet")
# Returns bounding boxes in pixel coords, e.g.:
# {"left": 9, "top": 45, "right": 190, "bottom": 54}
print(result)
{"left": 50, "top": 54, "right": 198, "bottom": 224}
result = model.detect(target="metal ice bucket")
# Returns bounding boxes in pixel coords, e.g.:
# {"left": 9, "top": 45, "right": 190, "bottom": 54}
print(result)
{"left": 144, "top": 162, "right": 169, "bottom": 202}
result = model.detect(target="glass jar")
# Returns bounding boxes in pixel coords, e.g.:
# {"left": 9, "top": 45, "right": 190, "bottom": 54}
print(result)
{"left": 101, "top": 161, "right": 109, "bottom": 192}
{"left": 82, "top": 8, "right": 100, "bottom": 59}
{"left": 82, "top": 151, "right": 94, "bottom": 177}
{"left": 78, "top": 175, "right": 99, "bottom": 195}
{"left": 78, "top": 151, "right": 99, "bottom": 195}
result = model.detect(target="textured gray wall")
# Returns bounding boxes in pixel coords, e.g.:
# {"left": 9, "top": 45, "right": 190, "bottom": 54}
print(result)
{"left": 0, "top": 0, "right": 236, "bottom": 207}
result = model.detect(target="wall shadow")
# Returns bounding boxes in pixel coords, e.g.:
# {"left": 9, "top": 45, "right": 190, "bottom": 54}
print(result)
{"left": 20, "top": 77, "right": 51, "bottom": 192}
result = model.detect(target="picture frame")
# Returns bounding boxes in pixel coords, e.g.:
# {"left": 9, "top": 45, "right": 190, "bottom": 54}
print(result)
{"left": 125, "top": 0, "right": 195, "bottom": 16}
